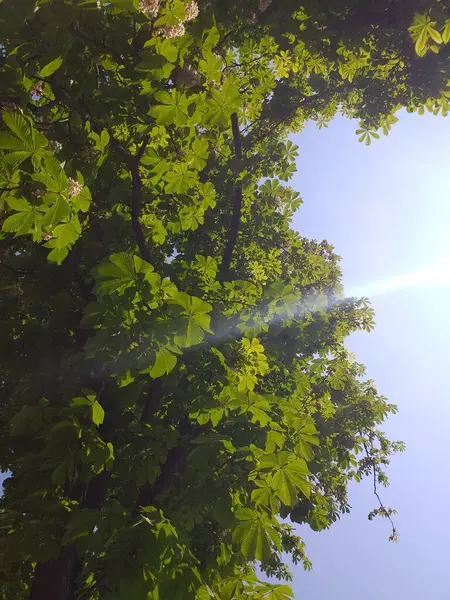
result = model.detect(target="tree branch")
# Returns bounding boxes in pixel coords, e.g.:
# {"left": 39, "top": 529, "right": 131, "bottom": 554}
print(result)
{"left": 130, "top": 136, "right": 152, "bottom": 263}
{"left": 362, "top": 438, "right": 398, "bottom": 542}
{"left": 109, "top": 133, "right": 152, "bottom": 263}
{"left": 219, "top": 113, "right": 243, "bottom": 280}
{"left": 69, "top": 25, "right": 123, "bottom": 62}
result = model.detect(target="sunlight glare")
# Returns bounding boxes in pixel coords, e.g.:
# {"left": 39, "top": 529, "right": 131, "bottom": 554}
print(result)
{"left": 346, "top": 255, "right": 450, "bottom": 299}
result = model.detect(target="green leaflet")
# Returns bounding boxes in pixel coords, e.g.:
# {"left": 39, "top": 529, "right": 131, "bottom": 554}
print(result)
{"left": 232, "top": 508, "right": 281, "bottom": 561}
{"left": 257, "top": 452, "right": 311, "bottom": 505}
{"left": 70, "top": 392, "right": 104, "bottom": 426}
{"left": 95, "top": 253, "right": 155, "bottom": 295}
{"left": 205, "top": 79, "right": 242, "bottom": 126}
{"left": 149, "top": 90, "right": 194, "bottom": 126}
{"left": 149, "top": 347, "right": 177, "bottom": 378}
{"left": 169, "top": 291, "right": 213, "bottom": 347}
{"left": 39, "top": 56, "right": 64, "bottom": 77}
{"left": 164, "top": 163, "right": 197, "bottom": 193}
{"left": 3, "top": 197, "right": 38, "bottom": 236}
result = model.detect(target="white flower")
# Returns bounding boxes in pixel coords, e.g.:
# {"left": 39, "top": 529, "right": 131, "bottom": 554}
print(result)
{"left": 161, "top": 23, "right": 185, "bottom": 38}
{"left": 138, "top": 0, "right": 159, "bottom": 17}
{"left": 49, "top": 140, "right": 62, "bottom": 153}
{"left": 68, "top": 178, "right": 83, "bottom": 197}
{"left": 177, "top": 63, "right": 201, "bottom": 87}
{"left": 184, "top": 0, "right": 199, "bottom": 21}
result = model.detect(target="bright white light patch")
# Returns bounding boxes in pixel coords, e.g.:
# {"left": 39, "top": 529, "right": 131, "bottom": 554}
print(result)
{"left": 347, "top": 256, "right": 450, "bottom": 299}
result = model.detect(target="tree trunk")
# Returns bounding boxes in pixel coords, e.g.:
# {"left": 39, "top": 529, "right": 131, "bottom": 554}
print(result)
{"left": 29, "top": 546, "right": 79, "bottom": 600}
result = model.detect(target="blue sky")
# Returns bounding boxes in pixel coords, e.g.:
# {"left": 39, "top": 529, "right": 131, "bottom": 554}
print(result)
{"left": 290, "top": 113, "right": 450, "bottom": 599}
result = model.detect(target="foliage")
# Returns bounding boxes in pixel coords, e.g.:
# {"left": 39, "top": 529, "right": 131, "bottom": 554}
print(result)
{"left": 0, "top": 0, "right": 446, "bottom": 598}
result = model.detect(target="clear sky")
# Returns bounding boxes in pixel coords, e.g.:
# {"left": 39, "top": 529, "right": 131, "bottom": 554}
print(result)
{"left": 290, "top": 112, "right": 450, "bottom": 600}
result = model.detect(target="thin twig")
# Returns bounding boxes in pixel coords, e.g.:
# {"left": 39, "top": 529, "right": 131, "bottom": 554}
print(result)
{"left": 362, "top": 439, "right": 398, "bottom": 541}
{"left": 0, "top": 261, "right": 32, "bottom": 276}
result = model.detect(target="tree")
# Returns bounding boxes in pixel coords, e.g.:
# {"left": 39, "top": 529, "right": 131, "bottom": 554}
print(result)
{"left": 0, "top": 0, "right": 447, "bottom": 598}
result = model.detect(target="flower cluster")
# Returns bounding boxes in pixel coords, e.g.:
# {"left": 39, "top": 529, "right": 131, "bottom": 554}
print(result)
{"left": 68, "top": 178, "right": 83, "bottom": 197}
{"left": 157, "top": 1, "right": 199, "bottom": 38}
{"left": 176, "top": 63, "right": 201, "bottom": 87}
{"left": 138, "top": 0, "right": 159, "bottom": 16}
{"left": 161, "top": 23, "right": 185, "bottom": 38}
{"left": 184, "top": 1, "right": 199, "bottom": 21}
{"left": 31, "top": 83, "right": 43, "bottom": 98}
{"left": 48, "top": 140, "right": 62, "bottom": 153}
{"left": 259, "top": 0, "right": 272, "bottom": 11}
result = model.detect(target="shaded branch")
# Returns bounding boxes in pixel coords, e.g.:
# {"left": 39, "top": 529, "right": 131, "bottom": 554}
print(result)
{"left": 219, "top": 113, "right": 243, "bottom": 280}
{"left": 109, "top": 133, "right": 152, "bottom": 263}
{"left": 130, "top": 135, "right": 152, "bottom": 263}
{"left": 0, "top": 261, "right": 32, "bottom": 276}
{"left": 69, "top": 25, "right": 123, "bottom": 62}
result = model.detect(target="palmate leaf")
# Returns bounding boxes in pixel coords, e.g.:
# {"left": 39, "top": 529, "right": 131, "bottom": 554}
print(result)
{"left": 257, "top": 452, "right": 310, "bottom": 506}
{"left": 296, "top": 419, "right": 320, "bottom": 461}
{"left": 53, "top": 217, "right": 81, "bottom": 248}
{"left": 3, "top": 197, "right": 39, "bottom": 236}
{"left": 2, "top": 111, "right": 47, "bottom": 161}
{"left": 255, "top": 583, "right": 294, "bottom": 600}
{"left": 232, "top": 508, "right": 280, "bottom": 561}
{"left": 0, "top": 131, "right": 30, "bottom": 151}
{"left": 164, "top": 163, "right": 197, "bottom": 193}
{"left": 251, "top": 479, "right": 280, "bottom": 513}
{"left": 95, "top": 253, "right": 155, "bottom": 296}
{"left": 148, "top": 90, "right": 193, "bottom": 126}
{"left": 2, "top": 111, "right": 33, "bottom": 147}
{"left": 170, "top": 292, "right": 212, "bottom": 347}
{"left": 205, "top": 79, "right": 242, "bottom": 126}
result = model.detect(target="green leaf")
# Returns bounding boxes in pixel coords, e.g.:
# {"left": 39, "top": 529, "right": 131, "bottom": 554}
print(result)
{"left": 91, "top": 400, "right": 105, "bottom": 426}
{"left": 0, "top": 131, "right": 29, "bottom": 151}
{"left": 258, "top": 453, "right": 310, "bottom": 505}
{"left": 2, "top": 198, "right": 37, "bottom": 236}
{"left": 3, "top": 111, "right": 32, "bottom": 146}
{"left": 149, "top": 90, "right": 193, "bottom": 126}
{"left": 47, "top": 246, "right": 69, "bottom": 264}
{"left": 95, "top": 252, "right": 138, "bottom": 295}
{"left": 202, "top": 26, "right": 220, "bottom": 51}
{"left": 205, "top": 79, "right": 241, "bottom": 126}
{"left": 41, "top": 197, "right": 70, "bottom": 227}
{"left": 39, "top": 56, "right": 64, "bottom": 77}
{"left": 232, "top": 508, "right": 279, "bottom": 561}
{"left": 442, "top": 21, "right": 450, "bottom": 44}
{"left": 53, "top": 218, "right": 81, "bottom": 248}
{"left": 156, "top": 38, "right": 179, "bottom": 63}
{"left": 261, "top": 584, "right": 294, "bottom": 600}
{"left": 149, "top": 348, "right": 177, "bottom": 378}
{"left": 427, "top": 25, "right": 442, "bottom": 45}
{"left": 164, "top": 163, "right": 197, "bottom": 193}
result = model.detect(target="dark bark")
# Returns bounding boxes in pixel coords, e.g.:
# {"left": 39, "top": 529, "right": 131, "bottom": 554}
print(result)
{"left": 29, "top": 547, "right": 80, "bottom": 600}
{"left": 219, "top": 113, "right": 243, "bottom": 280}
